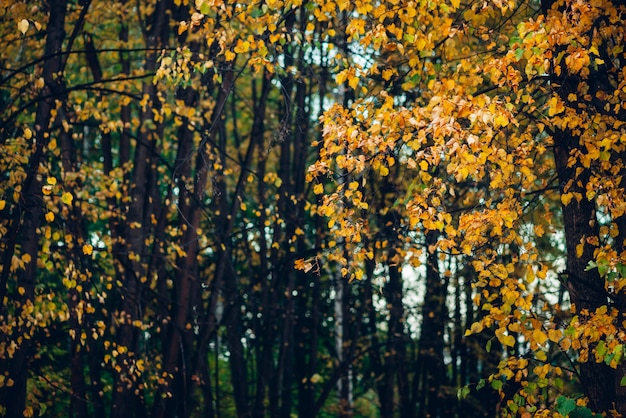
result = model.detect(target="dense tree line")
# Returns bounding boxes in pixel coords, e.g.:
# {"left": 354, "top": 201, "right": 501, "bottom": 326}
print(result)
{"left": 0, "top": 0, "right": 625, "bottom": 417}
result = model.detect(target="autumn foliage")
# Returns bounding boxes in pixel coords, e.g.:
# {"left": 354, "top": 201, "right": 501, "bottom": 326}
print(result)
{"left": 0, "top": 0, "right": 625, "bottom": 416}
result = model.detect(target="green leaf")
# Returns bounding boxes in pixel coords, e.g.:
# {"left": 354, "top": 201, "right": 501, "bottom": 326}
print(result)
{"left": 508, "top": 36, "right": 522, "bottom": 46}
{"left": 476, "top": 379, "right": 485, "bottom": 390}
{"left": 491, "top": 379, "right": 503, "bottom": 391}
{"left": 570, "top": 407, "right": 599, "bottom": 418}
{"left": 596, "top": 340, "right": 607, "bottom": 359}
{"left": 200, "top": 2, "right": 211, "bottom": 14}
{"left": 457, "top": 386, "right": 470, "bottom": 400}
{"left": 537, "top": 377, "right": 549, "bottom": 388}
{"left": 554, "top": 377, "right": 563, "bottom": 389}
{"left": 556, "top": 396, "right": 576, "bottom": 416}
{"left": 611, "top": 344, "right": 622, "bottom": 365}
{"left": 585, "top": 261, "right": 597, "bottom": 271}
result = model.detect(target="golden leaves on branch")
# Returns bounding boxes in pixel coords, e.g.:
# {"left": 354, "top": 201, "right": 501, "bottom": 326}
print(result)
{"left": 152, "top": 0, "right": 626, "bottom": 413}
{"left": 302, "top": 1, "right": 623, "bottom": 413}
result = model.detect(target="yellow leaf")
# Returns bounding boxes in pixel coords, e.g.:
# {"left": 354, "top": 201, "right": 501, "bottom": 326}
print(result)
{"left": 233, "top": 39, "right": 250, "bottom": 54}
{"left": 17, "top": 19, "right": 29, "bottom": 35}
{"left": 269, "top": 33, "right": 281, "bottom": 43}
{"left": 494, "top": 114, "right": 509, "bottom": 128}
{"left": 45, "top": 212, "right": 54, "bottom": 222}
{"left": 548, "top": 329, "right": 561, "bottom": 343}
{"left": 576, "top": 242, "right": 584, "bottom": 258}
{"left": 501, "top": 334, "right": 516, "bottom": 347}
{"left": 83, "top": 244, "right": 93, "bottom": 255}
{"left": 533, "top": 329, "right": 548, "bottom": 346}
{"left": 470, "top": 321, "right": 483, "bottom": 334}
{"left": 22, "top": 253, "right": 31, "bottom": 263}
{"left": 416, "top": 37, "right": 427, "bottom": 50}
{"left": 23, "top": 127, "right": 32, "bottom": 139}
{"left": 0, "top": 200, "right": 5, "bottom": 210}
{"left": 224, "top": 50, "right": 236, "bottom": 61}
{"left": 348, "top": 75, "right": 359, "bottom": 90}
{"left": 47, "top": 176, "right": 56, "bottom": 185}
{"left": 336, "top": 70, "right": 348, "bottom": 85}
{"left": 313, "top": 183, "right": 323, "bottom": 194}
{"left": 62, "top": 192, "right": 73, "bottom": 205}
{"left": 547, "top": 96, "right": 564, "bottom": 117}
{"left": 23, "top": 406, "right": 34, "bottom": 418}
{"left": 561, "top": 192, "right": 573, "bottom": 206}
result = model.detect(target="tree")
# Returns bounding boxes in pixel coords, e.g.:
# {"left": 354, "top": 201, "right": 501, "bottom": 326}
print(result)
{"left": 1, "top": 0, "right": 381, "bottom": 416}
{"left": 306, "top": 0, "right": 626, "bottom": 414}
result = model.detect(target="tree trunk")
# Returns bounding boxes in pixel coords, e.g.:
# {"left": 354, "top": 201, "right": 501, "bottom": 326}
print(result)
{"left": 614, "top": 154, "right": 626, "bottom": 413}
{"left": 416, "top": 230, "right": 447, "bottom": 418}
{"left": 151, "top": 62, "right": 234, "bottom": 418}
{"left": 385, "top": 255, "right": 409, "bottom": 417}
{"left": 553, "top": 128, "right": 615, "bottom": 411}
{"left": 0, "top": 0, "right": 67, "bottom": 416}
{"left": 111, "top": 1, "right": 169, "bottom": 414}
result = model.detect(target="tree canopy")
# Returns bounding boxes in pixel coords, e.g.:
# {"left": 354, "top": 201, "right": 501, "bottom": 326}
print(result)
{"left": 0, "top": 0, "right": 625, "bottom": 417}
